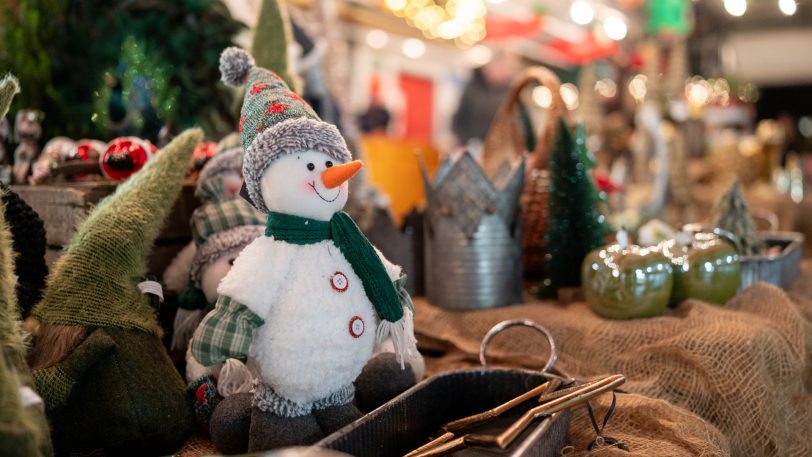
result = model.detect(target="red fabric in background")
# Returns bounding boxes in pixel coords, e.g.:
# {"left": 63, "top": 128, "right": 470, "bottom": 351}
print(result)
{"left": 399, "top": 73, "right": 433, "bottom": 142}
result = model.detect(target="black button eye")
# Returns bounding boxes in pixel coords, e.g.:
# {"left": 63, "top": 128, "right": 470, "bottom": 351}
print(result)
{"left": 306, "top": 163, "right": 315, "bottom": 171}
{"left": 325, "top": 161, "right": 333, "bottom": 168}
{"left": 228, "top": 258, "right": 236, "bottom": 266}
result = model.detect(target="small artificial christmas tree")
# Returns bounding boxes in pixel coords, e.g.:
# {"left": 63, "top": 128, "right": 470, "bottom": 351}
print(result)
{"left": 251, "top": 0, "right": 301, "bottom": 93}
{"left": 712, "top": 179, "right": 765, "bottom": 256}
{"left": 541, "top": 117, "right": 611, "bottom": 298}
{"left": 573, "top": 121, "right": 613, "bottom": 220}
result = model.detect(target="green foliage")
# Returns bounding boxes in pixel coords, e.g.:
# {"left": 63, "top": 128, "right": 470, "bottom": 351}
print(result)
{"left": 0, "top": 0, "right": 64, "bottom": 130}
{"left": 541, "top": 118, "right": 611, "bottom": 297}
{"left": 0, "top": 0, "right": 244, "bottom": 140}
{"left": 92, "top": 37, "right": 180, "bottom": 134}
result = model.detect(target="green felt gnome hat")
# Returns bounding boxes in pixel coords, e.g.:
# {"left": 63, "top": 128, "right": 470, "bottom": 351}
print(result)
{"left": 0, "top": 187, "right": 52, "bottom": 457}
{"left": 219, "top": 47, "right": 351, "bottom": 213}
{"left": 0, "top": 74, "right": 20, "bottom": 121}
{"left": 31, "top": 129, "right": 203, "bottom": 336}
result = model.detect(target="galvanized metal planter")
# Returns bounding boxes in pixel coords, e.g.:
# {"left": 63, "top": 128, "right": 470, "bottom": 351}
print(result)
{"left": 740, "top": 231, "right": 804, "bottom": 290}
{"left": 422, "top": 153, "right": 525, "bottom": 310}
{"left": 315, "top": 368, "right": 570, "bottom": 457}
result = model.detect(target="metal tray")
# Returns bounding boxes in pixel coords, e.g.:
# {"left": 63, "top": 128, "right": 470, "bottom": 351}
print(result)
{"left": 740, "top": 231, "right": 804, "bottom": 290}
{"left": 315, "top": 368, "right": 570, "bottom": 457}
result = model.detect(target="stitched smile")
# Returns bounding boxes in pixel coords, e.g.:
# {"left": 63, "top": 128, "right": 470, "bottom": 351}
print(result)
{"left": 309, "top": 181, "right": 340, "bottom": 202}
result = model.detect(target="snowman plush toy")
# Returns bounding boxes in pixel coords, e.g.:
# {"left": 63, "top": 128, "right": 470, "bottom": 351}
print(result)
{"left": 190, "top": 48, "right": 421, "bottom": 451}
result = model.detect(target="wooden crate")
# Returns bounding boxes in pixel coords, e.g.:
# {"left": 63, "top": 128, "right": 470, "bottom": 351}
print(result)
{"left": 12, "top": 180, "right": 199, "bottom": 277}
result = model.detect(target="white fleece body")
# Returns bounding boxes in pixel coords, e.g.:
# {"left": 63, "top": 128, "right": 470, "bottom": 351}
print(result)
{"left": 218, "top": 235, "right": 401, "bottom": 405}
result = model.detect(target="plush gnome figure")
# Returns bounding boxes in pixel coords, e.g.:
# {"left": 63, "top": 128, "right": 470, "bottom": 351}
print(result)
{"left": 190, "top": 48, "right": 421, "bottom": 451}
{"left": 0, "top": 187, "right": 52, "bottom": 457}
{"left": 0, "top": 74, "right": 52, "bottom": 457}
{"left": 27, "top": 129, "right": 202, "bottom": 456}
{"left": 171, "top": 146, "right": 264, "bottom": 355}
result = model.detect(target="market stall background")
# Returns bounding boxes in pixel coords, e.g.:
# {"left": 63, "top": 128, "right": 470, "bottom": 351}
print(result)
{"left": 0, "top": 0, "right": 811, "bottom": 456}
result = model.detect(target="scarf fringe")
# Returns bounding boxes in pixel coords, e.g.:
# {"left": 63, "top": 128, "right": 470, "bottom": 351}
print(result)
{"left": 376, "top": 307, "right": 417, "bottom": 369}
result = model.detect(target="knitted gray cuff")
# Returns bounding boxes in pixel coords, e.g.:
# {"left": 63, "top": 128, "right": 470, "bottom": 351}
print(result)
{"left": 252, "top": 381, "right": 355, "bottom": 417}
{"left": 190, "top": 225, "right": 264, "bottom": 286}
{"left": 244, "top": 117, "right": 352, "bottom": 213}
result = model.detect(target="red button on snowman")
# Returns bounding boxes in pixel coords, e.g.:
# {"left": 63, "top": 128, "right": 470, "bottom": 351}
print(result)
{"left": 331, "top": 271, "right": 349, "bottom": 292}
{"left": 348, "top": 316, "right": 364, "bottom": 338}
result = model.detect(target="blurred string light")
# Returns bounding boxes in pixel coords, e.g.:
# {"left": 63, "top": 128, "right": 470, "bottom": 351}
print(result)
{"left": 724, "top": 0, "right": 747, "bottom": 16}
{"left": 570, "top": 0, "right": 595, "bottom": 25}
{"left": 737, "top": 82, "right": 759, "bottom": 103}
{"left": 685, "top": 77, "right": 711, "bottom": 105}
{"left": 533, "top": 86, "right": 553, "bottom": 109}
{"left": 799, "top": 116, "right": 812, "bottom": 138}
{"left": 560, "top": 83, "right": 580, "bottom": 110}
{"left": 628, "top": 74, "right": 647, "bottom": 102}
{"left": 386, "top": 0, "right": 487, "bottom": 46}
{"left": 468, "top": 44, "right": 493, "bottom": 65}
{"left": 531, "top": 84, "right": 580, "bottom": 110}
{"left": 366, "top": 29, "right": 389, "bottom": 49}
{"left": 595, "top": 78, "right": 617, "bottom": 98}
{"left": 402, "top": 38, "right": 427, "bottom": 58}
{"left": 603, "top": 15, "right": 627, "bottom": 40}
{"left": 778, "top": 0, "right": 797, "bottom": 15}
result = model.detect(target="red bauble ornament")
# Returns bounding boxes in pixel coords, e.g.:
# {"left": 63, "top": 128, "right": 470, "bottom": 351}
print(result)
{"left": 100, "top": 137, "right": 154, "bottom": 181}
{"left": 193, "top": 141, "right": 217, "bottom": 162}
{"left": 71, "top": 139, "right": 107, "bottom": 161}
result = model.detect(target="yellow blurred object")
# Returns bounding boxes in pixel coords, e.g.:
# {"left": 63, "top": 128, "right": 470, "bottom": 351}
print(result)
{"left": 361, "top": 134, "right": 440, "bottom": 226}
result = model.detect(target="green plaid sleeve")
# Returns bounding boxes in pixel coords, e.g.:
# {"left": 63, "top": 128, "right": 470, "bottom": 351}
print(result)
{"left": 190, "top": 295, "right": 264, "bottom": 366}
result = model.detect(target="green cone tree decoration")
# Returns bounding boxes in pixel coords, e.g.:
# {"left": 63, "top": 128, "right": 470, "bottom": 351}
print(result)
{"left": 251, "top": 0, "right": 301, "bottom": 94}
{"left": 541, "top": 117, "right": 611, "bottom": 297}
{"left": 0, "top": 191, "right": 52, "bottom": 457}
{"left": 712, "top": 179, "right": 765, "bottom": 256}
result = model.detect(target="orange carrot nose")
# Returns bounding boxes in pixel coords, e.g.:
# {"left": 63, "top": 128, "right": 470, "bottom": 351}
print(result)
{"left": 322, "top": 160, "right": 363, "bottom": 189}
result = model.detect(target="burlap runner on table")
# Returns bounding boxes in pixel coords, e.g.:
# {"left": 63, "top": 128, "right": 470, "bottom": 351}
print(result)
{"left": 415, "top": 280, "right": 812, "bottom": 457}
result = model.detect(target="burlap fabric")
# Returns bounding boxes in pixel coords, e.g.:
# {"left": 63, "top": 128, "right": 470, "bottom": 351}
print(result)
{"left": 415, "top": 274, "right": 812, "bottom": 457}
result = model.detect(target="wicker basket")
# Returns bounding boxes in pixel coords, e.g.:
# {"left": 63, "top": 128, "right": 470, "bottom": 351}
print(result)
{"left": 481, "top": 67, "right": 573, "bottom": 279}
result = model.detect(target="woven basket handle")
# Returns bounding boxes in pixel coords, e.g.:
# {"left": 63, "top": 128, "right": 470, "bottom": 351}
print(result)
{"left": 482, "top": 66, "right": 572, "bottom": 180}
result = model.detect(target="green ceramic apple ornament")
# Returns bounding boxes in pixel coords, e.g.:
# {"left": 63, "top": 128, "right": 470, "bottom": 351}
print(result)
{"left": 661, "top": 232, "right": 740, "bottom": 306}
{"left": 582, "top": 231, "right": 674, "bottom": 319}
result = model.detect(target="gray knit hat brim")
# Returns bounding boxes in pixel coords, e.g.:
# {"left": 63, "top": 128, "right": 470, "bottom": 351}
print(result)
{"left": 244, "top": 117, "right": 352, "bottom": 213}
{"left": 190, "top": 225, "right": 264, "bottom": 286}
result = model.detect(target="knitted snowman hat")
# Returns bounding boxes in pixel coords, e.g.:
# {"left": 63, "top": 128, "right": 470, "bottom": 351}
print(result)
{"left": 219, "top": 47, "right": 352, "bottom": 213}
{"left": 31, "top": 129, "right": 203, "bottom": 336}
{"left": 189, "top": 198, "right": 264, "bottom": 287}
{"left": 195, "top": 146, "right": 243, "bottom": 203}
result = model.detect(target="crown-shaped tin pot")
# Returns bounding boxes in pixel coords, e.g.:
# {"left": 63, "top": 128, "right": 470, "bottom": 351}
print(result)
{"left": 421, "top": 152, "right": 524, "bottom": 310}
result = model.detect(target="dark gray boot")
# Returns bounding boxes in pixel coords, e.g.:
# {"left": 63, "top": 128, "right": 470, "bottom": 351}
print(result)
{"left": 312, "top": 402, "right": 363, "bottom": 436}
{"left": 247, "top": 406, "right": 324, "bottom": 452}
{"left": 354, "top": 352, "right": 417, "bottom": 412}
{"left": 210, "top": 392, "right": 252, "bottom": 455}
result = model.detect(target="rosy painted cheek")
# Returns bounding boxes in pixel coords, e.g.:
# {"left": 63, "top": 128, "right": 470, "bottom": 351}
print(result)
{"left": 300, "top": 180, "right": 316, "bottom": 194}
{"left": 339, "top": 182, "right": 349, "bottom": 193}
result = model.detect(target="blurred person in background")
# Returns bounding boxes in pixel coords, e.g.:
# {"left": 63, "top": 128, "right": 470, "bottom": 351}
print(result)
{"left": 451, "top": 51, "right": 521, "bottom": 158}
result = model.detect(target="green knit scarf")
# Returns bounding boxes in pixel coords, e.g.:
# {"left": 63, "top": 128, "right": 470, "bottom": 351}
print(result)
{"left": 265, "top": 211, "right": 403, "bottom": 324}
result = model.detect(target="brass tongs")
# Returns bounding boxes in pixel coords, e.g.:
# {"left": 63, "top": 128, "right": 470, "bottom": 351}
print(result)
{"left": 404, "top": 374, "right": 626, "bottom": 457}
